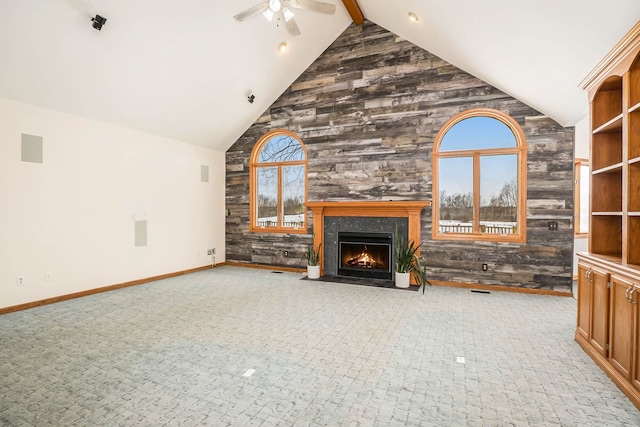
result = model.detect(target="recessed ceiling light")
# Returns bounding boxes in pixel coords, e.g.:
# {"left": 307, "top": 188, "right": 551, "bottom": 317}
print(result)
{"left": 278, "top": 42, "right": 288, "bottom": 53}
{"left": 408, "top": 12, "right": 418, "bottom": 22}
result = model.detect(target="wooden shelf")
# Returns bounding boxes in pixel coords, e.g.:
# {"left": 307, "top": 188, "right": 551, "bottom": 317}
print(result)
{"left": 593, "top": 113, "right": 623, "bottom": 134}
{"left": 591, "top": 75, "right": 623, "bottom": 130}
{"left": 629, "top": 216, "right": 640, "bottom": 265}
{"left": 592, "top": 132, "right": 622, "bottom": 170}
{"left": 629, "top": 101, "right": 640, "bottom": 114}
{"left": 579, "top": 252, "right": 624, "bottom": 265}
{"left": 630, "top": 157, "right": 640, "bottom": 165}
{"left": 593, "top": 162, "right": 623, "bottom": 174}
{"left": 631, "top": 53, "right": 640, "bottom": 107}
{"left": 592, "top": 212, "right": 623, "bottom": 216}
{"left": 630, "top": 110, "right": 640, "bottom": 159}
{"left": 590, "top": 215, "right": 623, "bottom": 257}
{"left": 630, "top": 162, "right": 640, "bottom": 212}
{"left": 592, "top": 171, "right": 623, "bottom": 212}
{"left": 629, "top": 212, "right": 640, "bottom": 217}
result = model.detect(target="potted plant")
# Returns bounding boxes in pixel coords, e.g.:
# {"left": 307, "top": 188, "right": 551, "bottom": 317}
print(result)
{"left": 413, "top": 257, "right": 432, "bottom": 294}
{"left": 394, "top": 226, "right": 420, "bottom": 288}
{"left": 305, "top": 242, "right": 321, "bottom": 279}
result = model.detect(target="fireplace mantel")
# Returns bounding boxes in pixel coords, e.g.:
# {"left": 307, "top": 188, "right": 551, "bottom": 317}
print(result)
{"left": 305, "top": 200, "right": 431, "bottom": 277}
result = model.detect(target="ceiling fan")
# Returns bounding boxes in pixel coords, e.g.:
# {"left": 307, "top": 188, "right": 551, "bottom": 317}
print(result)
{"left": 234, "top": 0, "right": 336, "bottom": 36}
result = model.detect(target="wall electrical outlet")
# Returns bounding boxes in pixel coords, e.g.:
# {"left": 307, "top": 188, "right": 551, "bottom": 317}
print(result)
{"left": 16, "top": 277, "right": 24, "bottom": 286}
{"left": 548, "top": 221, "right": 558, "bottom": 231}
{"left": 207, "top": 248, "right": 216, "bottom": 255}
{"left": 482, "top": 263, "right": 488, "bottom": 272}
{"left": 284, "top": 250, "right": 289, "bottom": 257}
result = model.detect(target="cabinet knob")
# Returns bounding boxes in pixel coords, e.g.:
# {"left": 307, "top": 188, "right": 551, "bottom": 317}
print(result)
{"left": 630, "top": 287, "right": 637, "bottom": 304}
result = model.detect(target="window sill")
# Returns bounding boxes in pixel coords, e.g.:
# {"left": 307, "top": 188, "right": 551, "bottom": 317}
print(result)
{"left": 250, "top": 226, "right": 307, "bottom": 235}
{"left": 432, "top": 232, "right": 526, "bottom": 244}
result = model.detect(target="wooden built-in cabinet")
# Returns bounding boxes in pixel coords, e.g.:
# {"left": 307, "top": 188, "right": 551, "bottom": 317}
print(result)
{"left": 576, "top": 263, "right": 610, "bottom": 356}
{"left": 609, "top": 275, "right": 636, "bottom": 380}
{"left": 577, "top": 21, "right": 640, "bottom": 410}
{"left": 576, "top": 258, "right": 640, "bottom": 409}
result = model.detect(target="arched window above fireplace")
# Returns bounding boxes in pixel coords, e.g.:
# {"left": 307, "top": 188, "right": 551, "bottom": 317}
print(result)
{"left": 250, "top": 130, "right": 308, "bottom": 233}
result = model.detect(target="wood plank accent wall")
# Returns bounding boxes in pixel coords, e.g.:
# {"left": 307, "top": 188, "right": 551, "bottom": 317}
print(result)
{"left": 225, "top": 21, "right": 575, "bottom": 291}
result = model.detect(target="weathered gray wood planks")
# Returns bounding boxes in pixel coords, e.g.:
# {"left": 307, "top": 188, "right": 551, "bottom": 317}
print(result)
{"left": 225, "top": 21, "right": 574, "bottom": 291}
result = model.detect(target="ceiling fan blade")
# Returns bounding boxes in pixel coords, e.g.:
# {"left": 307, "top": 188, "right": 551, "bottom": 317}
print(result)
{"left": 233, "top": 2, "right": 269, "bottom": 21}
{"left": 287, "top": 0, "right": 336, "bottom": 15}
{"left": 285, "top": 17, "right": 301, "bottom": 36}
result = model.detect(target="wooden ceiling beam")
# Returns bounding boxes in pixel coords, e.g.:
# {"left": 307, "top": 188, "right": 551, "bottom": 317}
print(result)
{"left": 341, "top": 0, "right": 365, "bottom": 25}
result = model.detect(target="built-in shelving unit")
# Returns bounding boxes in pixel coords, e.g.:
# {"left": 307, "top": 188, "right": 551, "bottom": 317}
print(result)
{"left": 586, "top": 47, "right": 640, "bottom": 264}
{"left": 577, "top": 21, "right": 640, "bottom": 411}
{"left": 628, "top": 53, "right": 640, "bottom": 267}
{"left": 591, "top": 77, "right": 623, "bottom": 259}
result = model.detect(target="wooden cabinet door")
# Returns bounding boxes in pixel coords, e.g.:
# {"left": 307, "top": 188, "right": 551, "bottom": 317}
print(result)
{"left": 632, "top": 284, "right": 640, "bottom": 391}
{"left": 590, "top": 266, "right": 610, "bottom": 356}
{"left": 577, "top": 263, "right": 593, "bottom": 340}
{"left": 609, "top": 275, "right": 635, "bottom": 380}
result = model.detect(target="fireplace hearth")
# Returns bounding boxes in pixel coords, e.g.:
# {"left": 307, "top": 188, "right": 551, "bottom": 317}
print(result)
{"left": 338, "top": 232, "right": 392, "bottom": 280}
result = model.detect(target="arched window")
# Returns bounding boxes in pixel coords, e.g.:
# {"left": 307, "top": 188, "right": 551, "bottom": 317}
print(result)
{"left": 432, "top": 108, "right": 527, "bottom": 242}
{"left": 250, "top": 130, "right": 307, "bottom": 233}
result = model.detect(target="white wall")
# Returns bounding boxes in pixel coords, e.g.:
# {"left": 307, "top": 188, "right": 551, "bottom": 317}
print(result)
{"left": 574, "top": 116, "right": 590, "bottom": 159}
{"left": 0, "top": 98, "right": 225, "bottom": 309}
{"left": 573, "top": 116, "right": 589, "bottom": 278}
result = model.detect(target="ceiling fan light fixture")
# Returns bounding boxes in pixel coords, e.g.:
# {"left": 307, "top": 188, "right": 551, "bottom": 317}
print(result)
{"left": 408, "top": 12, "right": 418, "bottom": 22}
{"left": 269, "top": 0, "right": 282, "bottom": 12}
{"left": 278, "top": 42, "right": 288, "bottom": 53}
{"left": 263, "top": 8, "right": 275, "bottom": 21}
{"left": 282, "top": 6, "right": 295, "bottom": 22}
{"left": 235, "top": 0, "right": 336, "bottom": 35}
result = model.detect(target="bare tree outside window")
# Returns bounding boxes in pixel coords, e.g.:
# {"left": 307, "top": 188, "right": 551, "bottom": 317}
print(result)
{"left": 480, "top": 155, "right": 518, "bottom": 234}
{"left": 251, "top": 132, "right": 307, "bottom": 232}
{"left": 433, "top": 109, "right": 526, "bottom": 241}
{"left": 258, "top": 135, "right": 305, "bottom": 163}
{"left": 439, "top": 157, "right": 473, "bottom": 233}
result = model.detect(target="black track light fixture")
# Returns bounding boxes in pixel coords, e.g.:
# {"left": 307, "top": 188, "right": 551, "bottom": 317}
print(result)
{"left": 91, "top": 15, "right": 107, "bottom": 31}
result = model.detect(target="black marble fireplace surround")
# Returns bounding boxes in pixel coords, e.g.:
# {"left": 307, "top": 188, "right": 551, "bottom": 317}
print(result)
{"left": 323, "top": 217, "right": 409, "bottom": 280}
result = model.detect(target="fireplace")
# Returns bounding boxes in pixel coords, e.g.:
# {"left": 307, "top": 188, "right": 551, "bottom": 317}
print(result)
{"left": 305, "top": 200, "right": 431, "bottom": 283}
{"left": 338, "top": 232, "right": 392, "bottom": 280}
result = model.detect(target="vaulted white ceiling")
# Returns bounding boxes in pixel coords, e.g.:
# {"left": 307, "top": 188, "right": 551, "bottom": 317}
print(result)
{"left": 0, "top": 1, "right": 639, "bottom": 151}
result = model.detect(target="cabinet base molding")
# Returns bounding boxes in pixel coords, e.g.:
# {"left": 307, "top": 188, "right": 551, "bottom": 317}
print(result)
{"left": 575, "top": 332, "right": 640, "bottom": 411}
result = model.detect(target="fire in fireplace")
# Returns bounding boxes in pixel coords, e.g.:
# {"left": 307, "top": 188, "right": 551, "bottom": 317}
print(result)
{"left": 338, "top": 232, "right": 392, "bottom": 280}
